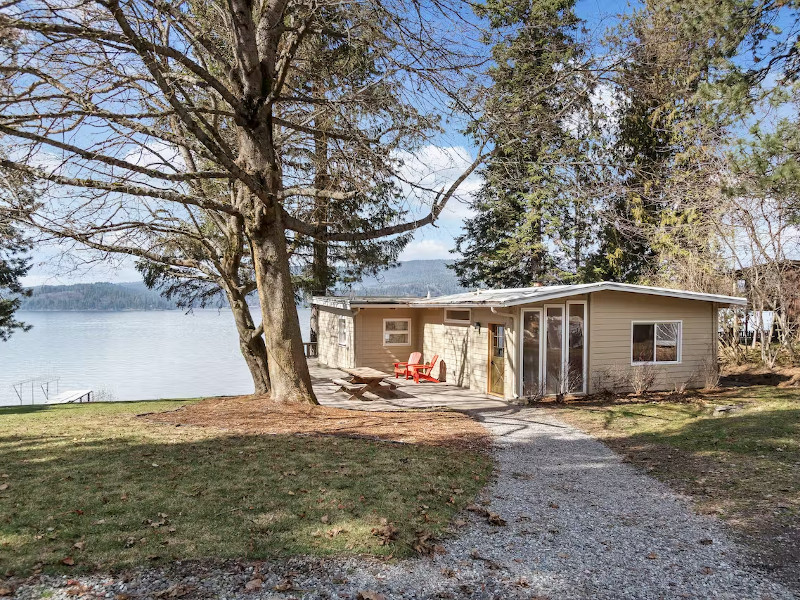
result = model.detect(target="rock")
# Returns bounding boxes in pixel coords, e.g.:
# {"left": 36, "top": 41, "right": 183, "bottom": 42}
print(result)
{"left": 357, "top": 591, "right": 386, "bottom": 600}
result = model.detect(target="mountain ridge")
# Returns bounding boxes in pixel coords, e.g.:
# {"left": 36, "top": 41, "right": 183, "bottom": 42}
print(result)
{"left": 19, "top": 259, "right": 466, "bottom": 311}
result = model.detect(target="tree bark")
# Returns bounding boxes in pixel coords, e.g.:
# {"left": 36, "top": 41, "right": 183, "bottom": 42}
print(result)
{"left": 225, "top": 287, "right": 271, "bottom": 394}
{"left": 250, "top": 214, "right": 318, "bottom": 403}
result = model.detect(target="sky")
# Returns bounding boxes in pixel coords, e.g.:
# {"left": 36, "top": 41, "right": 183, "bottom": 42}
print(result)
{"left": 21, "top": 0, "right": 634, "bottom": 286}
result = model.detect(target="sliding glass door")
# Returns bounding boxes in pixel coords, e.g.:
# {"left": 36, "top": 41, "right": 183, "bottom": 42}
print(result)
{"left": 545, "top": 306, "right": 564, "bottom": 395}
{"left": 521, "top": 310, "right": 542, "bottom": 397}
{"left": 567, "top": 302, "right": 585, "bottom": 393}
{"left": 520, "top": 302, "right": 586, "bottom": 397}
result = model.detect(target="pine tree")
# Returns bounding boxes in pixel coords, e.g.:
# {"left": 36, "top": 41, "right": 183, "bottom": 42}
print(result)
{"left": 0, "top": 164, "right": 32, "bottom": 341}
{"left": 587, "top": 0, "right": 751, "bottom": 284}
{"left": 451, "top": 0, "right": 594, "bottom": 288}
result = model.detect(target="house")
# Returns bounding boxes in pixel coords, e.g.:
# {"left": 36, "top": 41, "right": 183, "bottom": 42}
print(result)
{"left": 312, "top": 282, "right": 747, "bottom": 399}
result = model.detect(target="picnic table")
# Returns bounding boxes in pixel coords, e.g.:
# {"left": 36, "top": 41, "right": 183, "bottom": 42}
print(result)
{"left": 332, "top": 367, "right": 398, "bottom": 401}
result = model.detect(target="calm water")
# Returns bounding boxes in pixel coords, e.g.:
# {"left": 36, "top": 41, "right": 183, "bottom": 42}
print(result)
{"left": 0, "top": 308, "right": 312, "bottom": 406}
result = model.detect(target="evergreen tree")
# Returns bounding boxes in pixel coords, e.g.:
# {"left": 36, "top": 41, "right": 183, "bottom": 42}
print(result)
{"left": 451, "top": 0, "right": 594, "bottom": 288}
{"left": 588, "top": 0, "right": 752, "bottom": 284}
{"left": 0, "top": 164, "right": 32, "bottom": 341}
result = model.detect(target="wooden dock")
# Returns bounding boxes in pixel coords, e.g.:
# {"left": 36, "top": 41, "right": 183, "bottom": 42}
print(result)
{"left": 49, "top": 389, "right": 93, "bottom": 404}
{"left": 11, "top": 377, "right": 93, "bottom": 405}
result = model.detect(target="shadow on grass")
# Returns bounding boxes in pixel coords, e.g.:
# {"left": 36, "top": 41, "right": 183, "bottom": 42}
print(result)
{"left": 629, "top": 408, "right": 800, "bottom": 457}
{"left": 0, "top": 404, "right": 60, "bottom": 416}
{"left": 0, "top": 428, "right": 490, "bottom": 576}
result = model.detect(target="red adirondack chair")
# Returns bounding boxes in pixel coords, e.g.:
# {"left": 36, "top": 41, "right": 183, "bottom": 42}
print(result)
{"left": 394, "top": 351, "right": 422, "bottom": 379}
{"left": 410, "top": 355, "right": 440, "bottom": 384}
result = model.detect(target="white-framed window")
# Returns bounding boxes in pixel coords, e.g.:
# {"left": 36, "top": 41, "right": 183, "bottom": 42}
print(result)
{"left": 338, "top": 317, "right": 348, "bottom": 346}
{"left": 383, "top": 318, "right": 411, "bottom": 346}
{"left": 444, "top": 308, "right": 471, "bottom": 325}
{"left": 631, "top": 321, "right": 682, "bottom": 364}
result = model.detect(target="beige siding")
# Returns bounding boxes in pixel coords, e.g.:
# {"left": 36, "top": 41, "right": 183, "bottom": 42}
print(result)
{"left": 321, "top": 290, "right": 717, "bottom": 399}
{"left": 354, "top": 308, "right": 419, "bottom": 372}
{"left": 588, "top": 291, "right": 715, "bottom": 393}
{"left": 317, "top": 307, "right": 355, "bottom": 369}
{"left": 420, "top": 307, "right": 513, "bottom": 396}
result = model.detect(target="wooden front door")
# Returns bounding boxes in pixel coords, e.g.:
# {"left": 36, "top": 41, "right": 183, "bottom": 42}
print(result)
{"left": 489, "top": 323, "right": 505, "bottom": 396}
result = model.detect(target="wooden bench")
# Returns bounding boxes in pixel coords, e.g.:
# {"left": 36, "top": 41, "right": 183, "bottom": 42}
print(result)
{"left": 332, "top": 378, "right": 367, "bottom": 395}
{"left": 332, "top": 368, "right": 398, "bottom": 401}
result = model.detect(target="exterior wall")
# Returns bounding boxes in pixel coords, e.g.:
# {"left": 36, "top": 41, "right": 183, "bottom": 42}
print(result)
{"left": 354, "top": 307, "right": 419, "bottom": 372}
{"left": 420, "top": 307, "right": 514, "bottom": 397}
{"left": 317, "top": 307, "right": 355, "bottom": 369}
{"left": 587, "top": 291, "right": 716, "bottom": 393}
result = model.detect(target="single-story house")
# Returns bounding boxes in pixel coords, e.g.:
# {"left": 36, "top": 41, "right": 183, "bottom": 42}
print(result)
{"left": 312, "top": 282, "right": 747, "bottom": 399}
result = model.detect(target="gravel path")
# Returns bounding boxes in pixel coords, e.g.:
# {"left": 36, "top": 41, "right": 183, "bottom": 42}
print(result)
{"left": 13, "top": 406, "right": 796, "bottom": 599}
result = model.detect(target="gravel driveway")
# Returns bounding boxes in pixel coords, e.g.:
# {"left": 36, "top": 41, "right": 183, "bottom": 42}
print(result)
{"left": 14, "top": 406, "right": 796, "bottom": 599}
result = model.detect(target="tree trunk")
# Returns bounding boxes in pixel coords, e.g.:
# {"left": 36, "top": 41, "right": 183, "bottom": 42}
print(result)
{"left": 251, "top": 216, "right": 318, "bottom": 404}
{"left": 225, "top": 289, "right": 271, "bottom": 395}
{"left": 309, "top": 82, "right": 330, "bottom": 346}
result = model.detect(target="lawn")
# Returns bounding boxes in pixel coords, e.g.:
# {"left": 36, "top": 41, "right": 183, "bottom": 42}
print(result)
{"left": 0, "top": 398, "right": 491, "bottom": 577}
{"left": 555, "top": 385, "right": 800, "bottom": 588}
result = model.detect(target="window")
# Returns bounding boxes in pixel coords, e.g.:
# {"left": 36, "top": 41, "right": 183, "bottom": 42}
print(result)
{"left": 383, "top": 318, "right": 411, "bottom": 346}
{"left": 632, "top": 321, "right": 681, "bottom": 364}
{"left": 444, "top": 308, "right": 471, "bottom": 324}
{"left": 338, "top": 317, "right": 347, "bottom": 346}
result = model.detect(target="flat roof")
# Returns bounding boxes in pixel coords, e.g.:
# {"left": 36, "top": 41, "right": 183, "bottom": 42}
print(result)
{"left": 312, "top": 282, "right": 747, "bottom": 310}
{"left": 311, "top": 296, "right": 419, "bottom": 310}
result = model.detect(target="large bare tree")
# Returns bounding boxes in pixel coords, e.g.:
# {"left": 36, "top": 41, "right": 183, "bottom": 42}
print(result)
{"left": 0, "top": 0, "right": 488, "bottom": 403}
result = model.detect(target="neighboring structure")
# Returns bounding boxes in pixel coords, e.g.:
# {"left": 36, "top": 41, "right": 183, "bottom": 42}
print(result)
{"left": 313, "top": 282, "right": 747, "bottom": 399}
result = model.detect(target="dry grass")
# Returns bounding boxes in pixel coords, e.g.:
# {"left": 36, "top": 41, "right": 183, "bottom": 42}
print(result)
{"left": 144, "top": 395, "right": 491, "bottom": 451}
{"left": 0, "top": 398, "right": 491, "bottom": 579}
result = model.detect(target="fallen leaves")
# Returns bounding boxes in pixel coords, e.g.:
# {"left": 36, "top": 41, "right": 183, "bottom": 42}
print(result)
{"left": 61, "top": 556, "right": 75, "bottom": 566}
{"left": 466, "top": 504, "right": 506, "bottom": 526}
{"left": 145, "top": 513, "right": 170, "bottom": 528}
{"left": 412, "top": 530, "right": 443, "bottom": 555}
{"left": 0, "top": 586, "right": 13, "bottom": 597}
{"left": 356, "top": 591, "right": 386, "bottom": 600}
{"left": 370, "top": 519, "right": 398, "bottom": 546}
{"left": 487, "top": 513, "right": 507, "bottom": 526}
{"left": 244, "top": 578, "right": 262, "bottom": 592}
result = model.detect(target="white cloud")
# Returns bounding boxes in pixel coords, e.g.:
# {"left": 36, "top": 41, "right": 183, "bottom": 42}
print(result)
{"left": 394, "top": 144, "right": 482, "bottom": 214}
{"left": 399, "top": 239, "right": 454, "bottom": 261}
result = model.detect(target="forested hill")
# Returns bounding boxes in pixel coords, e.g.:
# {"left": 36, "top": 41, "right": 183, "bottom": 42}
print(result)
{"left": 19, "top": 282, "right": 176, "bottom": 311}
{"left": 339, "top": 259, "right": 467, "bottom": 297}
{"left": 18, "top": 260, "right": 467, "bottom": 310}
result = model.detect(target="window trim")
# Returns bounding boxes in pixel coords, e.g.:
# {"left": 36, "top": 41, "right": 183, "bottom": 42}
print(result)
{"left": 444, "top": 307, "right": 471, "bottom": 325}
{"left": 566, "top": 301, "right": 588, "bottom": 395}
{"left": 337, "top": 316, "right": 348, "bottom": 347}
{"left": 630, "top": 320, "right": 682, "bottom": 365}
{"left": 382, "top": 318, "right": 412, "bottom": 347}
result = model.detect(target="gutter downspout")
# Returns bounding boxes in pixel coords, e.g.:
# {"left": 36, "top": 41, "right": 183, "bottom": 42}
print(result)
{"left": 490, "top": 306, "right": 518, "bottom": 399}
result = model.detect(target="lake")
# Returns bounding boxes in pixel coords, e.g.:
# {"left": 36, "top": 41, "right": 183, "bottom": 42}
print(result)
{"left": 0, "top": 308, "right": 312, "bottom": 406}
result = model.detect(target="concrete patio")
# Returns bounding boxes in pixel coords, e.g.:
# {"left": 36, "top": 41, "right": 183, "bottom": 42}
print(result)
{"left": 309, "top": 358, "right": 511, "bottom": 412}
